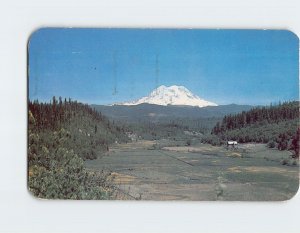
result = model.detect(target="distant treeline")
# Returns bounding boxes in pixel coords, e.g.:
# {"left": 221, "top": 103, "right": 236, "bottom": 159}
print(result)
{"left": 207, "top": 101, "right": 299, "bottom": 157}
{"left": 159, "top": 117, "right": 222, "bottom": 134}
{"left": 212, "top": 101, "right": 298, "bottom": 134}
{"left": 124, "top": 117, "right": 220, "bottom": 141}
{"left": 28, "top": 97, "right": 129, "bottom": 199}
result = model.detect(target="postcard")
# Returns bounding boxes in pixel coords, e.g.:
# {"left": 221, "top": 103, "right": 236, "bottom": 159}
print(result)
{"left": 28, "top": 28, "right": 299, "bottom": 200}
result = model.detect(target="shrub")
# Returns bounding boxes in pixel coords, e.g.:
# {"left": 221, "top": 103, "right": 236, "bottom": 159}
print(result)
{"left": 267, "top": 140, "right": 276, "bottom": 148}
{"left": 28, "top": 136, "right": 114, "bottom": 199}
{"left": 186, "top": 139, "right": 192, "bottom": 146}
{"left": 281, "top": 159, "right": 288, "bottom": 165}
{"left": 278, "top": 140, "right": 288, "bottom": 151}
{"left": 201, "top": 134, "right": 222, "bottom": 146}
{"left": 292, "top": 160, "right": 298, "bottom": 166}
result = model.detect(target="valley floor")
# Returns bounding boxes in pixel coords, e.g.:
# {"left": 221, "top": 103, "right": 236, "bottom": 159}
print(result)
{"left": 85, "top": 140, "right": 299, "bottom": 201}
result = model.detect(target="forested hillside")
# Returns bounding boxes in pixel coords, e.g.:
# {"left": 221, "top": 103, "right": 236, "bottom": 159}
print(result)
{"left": 212, "top": 101, "right": 298, "bottom": 133}
{"left": 125, "top": 117, "right": 220, "bottom": 142}
{"left": 28, "top": 97, "right": 129, "bottom": 199}
{"left": 209, "top": 101, "right": 299, "bottom": 157}
{"left": 92, "top": 103, "right": 253, "bottom": 122}
{"left": 92, "top": 103, "right": 252, "bottom": 142}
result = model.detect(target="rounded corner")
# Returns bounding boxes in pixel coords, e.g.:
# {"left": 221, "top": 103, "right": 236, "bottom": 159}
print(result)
{"left": 282, "top": 181, "right": 300, "bottom": 202}
{"left": 27, "top": 27, "right": 47, "bottom": 51}
{"left": 283, "top": 29, "right": 300, "bottom": 43}
{"left": 27, "top": 185, "right": 47, "bottom": 200}
{"left": 26, "top": 185, "right": 39, "bottom": 199}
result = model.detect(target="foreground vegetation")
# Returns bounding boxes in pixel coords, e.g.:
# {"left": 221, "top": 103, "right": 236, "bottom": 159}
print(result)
{"left": 28, "top": 97, "right": 129, "bottom": 199}
{"left": 28, "top": 98, "right": 299, "bottom": 199}
{"left": 206, "top": 101, "right": 299, "bottom": 157}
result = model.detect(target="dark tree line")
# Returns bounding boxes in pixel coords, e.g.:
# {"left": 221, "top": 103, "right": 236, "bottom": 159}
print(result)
{"left": 29, "top": 97, "right": 129, "bottom": 160}
{"left": 209, "top": 101, "right": 299, "bottom": 157}
{"left": 212, "top": 101, "right": 299, "bottom": 134}
{"left": 29, "top": 97, "right": 106, "bottom": 131}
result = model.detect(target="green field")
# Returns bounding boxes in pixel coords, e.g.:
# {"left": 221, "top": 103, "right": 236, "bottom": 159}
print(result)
{"left": 85, "top": 140, "right": 299, "bottom": 201}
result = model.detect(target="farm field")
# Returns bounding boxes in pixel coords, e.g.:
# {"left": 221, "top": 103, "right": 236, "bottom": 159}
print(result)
{"left": 85, "top": 140, "right": 299, "bottom": 201}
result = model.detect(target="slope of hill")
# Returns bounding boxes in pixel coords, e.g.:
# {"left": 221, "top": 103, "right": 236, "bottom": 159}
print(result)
{"left": 28, "top": 97, "right": 129, "bottom": 199}
{"left": 209, "top": 101, "right": 299, "bottom": 157}
{"left": 29, "top": 97, "right": 129, "bottom": 159}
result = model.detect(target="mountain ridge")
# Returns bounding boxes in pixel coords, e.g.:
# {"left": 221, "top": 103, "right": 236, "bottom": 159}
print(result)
{"left": 118, "top": 85, "right": 218, "bottom": 108}
{"left": 92, "top": 103, "right": 254, "bottom": 123}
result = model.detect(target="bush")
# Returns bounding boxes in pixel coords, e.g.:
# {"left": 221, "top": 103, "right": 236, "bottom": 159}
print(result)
{"left": 28, "top": 129, "right": 114, "bottom": 199}
{"left": 292, "top": 160, "right": 298, "bottom": 166}
{"left": 281, "top": 159, "right": 289, "bottom": 165}
{"left": 267, "top": 140, "right": 276, "bottom": 148}
{"left": 201, "top": 134, "right": 222, "bottom": 146}
{"left": 29, "top": 163, "right": 112, "bottom": 200}
{"left": 278, "top": 140, "right": 288, "bottom": 151}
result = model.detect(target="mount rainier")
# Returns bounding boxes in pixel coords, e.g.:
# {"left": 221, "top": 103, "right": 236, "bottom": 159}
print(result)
{"left": 120, "top": 85, "right": 217, "bottom": 108}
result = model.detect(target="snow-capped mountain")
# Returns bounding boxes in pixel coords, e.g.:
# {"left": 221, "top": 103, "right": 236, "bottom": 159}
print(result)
{"left": 120, "top": 85, "right": 217, "bottom": 108}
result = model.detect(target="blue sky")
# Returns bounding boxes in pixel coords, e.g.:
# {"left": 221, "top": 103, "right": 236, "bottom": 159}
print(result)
{"left": 28, "top": 28, "right": 299, "bottom": 105}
